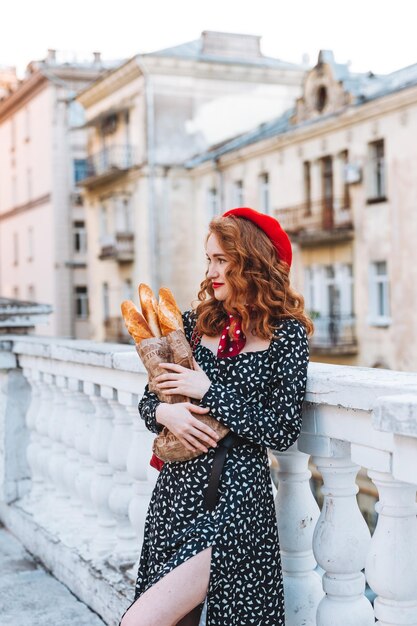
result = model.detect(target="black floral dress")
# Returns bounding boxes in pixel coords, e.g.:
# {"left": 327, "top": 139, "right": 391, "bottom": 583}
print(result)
{"left": 125, "top": 310, "right": 309, "bottom": 626}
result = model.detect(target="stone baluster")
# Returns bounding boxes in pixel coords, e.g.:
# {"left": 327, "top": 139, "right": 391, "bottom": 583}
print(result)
{"left": 73, "top": 381, "right": 97, "bottom": 543}
{"left": 36, "top": 371, "right": 55, "bottom": 496}
{"left": 86, "top": 383, "right": 117, "bottom": 558}
{"left": 365, "top": 471, "right": 417, "bottom": 626}
{"left": 54, "top": 376, "right": 73, "bottom": 503}
{"left": 310, "top": 439, "right": 374, "bottom": 626}
{"left": 125, "top": 393, "right": 156, "bottom": 579}
{"left": 61, "top": 377, "right": 85, "bottom": 534}
{"left": 108, "top": 390, "right": 138, "bottom": 564}
{"left": 272, "top": 442, "right": 324, "bottom": 626}
{"left": 23, "top": 367, "right": 43, "bottom": 502}
{"left": 46, "top": 374, "right": 67, "bottom": 498}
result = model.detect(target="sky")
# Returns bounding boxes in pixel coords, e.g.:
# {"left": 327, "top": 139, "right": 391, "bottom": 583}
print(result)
{"left": 1, "top": 0, "right": 416, "bottom": 78}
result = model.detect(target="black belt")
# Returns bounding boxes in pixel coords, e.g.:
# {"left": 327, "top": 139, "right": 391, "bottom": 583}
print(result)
{"left": 203, "top": 431, "right": 245, "bottom": 512}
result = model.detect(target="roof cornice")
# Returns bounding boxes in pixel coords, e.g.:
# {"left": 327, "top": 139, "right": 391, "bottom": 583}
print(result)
{"left": 193, "top": 82, "right": 417, "bottom": 171}
{"left": 76, "top": 57, "right": 143, "bottom": 108}
{"left": 0, "top": 71, "right": 48, "bottom": 122}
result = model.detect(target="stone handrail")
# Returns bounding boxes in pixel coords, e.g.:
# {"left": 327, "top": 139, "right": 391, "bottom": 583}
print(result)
{"left": 0, "top": 335, "right": 416, "bottom": 626}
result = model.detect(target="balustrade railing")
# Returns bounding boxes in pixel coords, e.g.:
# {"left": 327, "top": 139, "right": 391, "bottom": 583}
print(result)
{"left": 1, "top": 336, "right": 416, "bottom": 626}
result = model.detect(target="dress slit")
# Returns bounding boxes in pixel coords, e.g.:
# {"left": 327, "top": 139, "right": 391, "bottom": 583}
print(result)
{"left": 119, "top": 540, "right": 214, "bottom": 626}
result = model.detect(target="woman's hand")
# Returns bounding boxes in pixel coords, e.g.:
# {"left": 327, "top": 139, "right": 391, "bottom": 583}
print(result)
{"left": 154, "top": 358, "right": 211, "bottom": 400}
{"left": 155, "top": 402, "right": 220, "bottom": 453}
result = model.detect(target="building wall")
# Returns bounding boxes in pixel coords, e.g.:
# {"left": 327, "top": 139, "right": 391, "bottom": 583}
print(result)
{"left": 0, "top": 84, "right": 55, "bottom": 326}
{"left": 78, "top": 52, "right": 306, "bottom": 340}
{"left": 188, "top": 84, "right": 417, "bottom": 371}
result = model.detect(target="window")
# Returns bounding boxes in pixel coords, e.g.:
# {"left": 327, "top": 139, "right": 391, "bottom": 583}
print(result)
{"left": 369, "top": 261, "right": 390, "bottom": 324}
{"left": 102, "top": 282, "right": 110, "bottom": 320}
{"left": 321, "top": 156, "right": 334, "bottom": 229}
{"left": 367, "top": 139, "right": 386, "bottom": 202}
{"left": 99, "top": 204, "right": 109, "bottom": 238}
{"left": 123, "top": 278, "right": 133, "bottom": 301}
{"left": 13, "top": 232, "right": 18, "bottom": 265}
{"left": 25, "top": 106, "right": 30, "bottom": 142}
{"left": 259, "top": 173, "right": 270, "bottom": 214}
{"left": 13, "top": 286, "right": 19, "bottom": 299}
{"left": 12, "top": 175, "right": 17, "bottom": 207}
{"left": 10, "top": 118, "right": 16, "bottom": 152}
{"left": 73, "top": 221, "right": 87, "bottom": 253}
{"left": 27, "top": 168, "right": 32, "bottom": 201}
{"left": 207, "top": 188, "right": 219, "bottom": 218}
{"left": 115, "top": 196, "right": 132, "bottom": 232}
{"left": 303, "top": 162, "right": 312, "bottom": 214}
{"left": 339, "top": 150, "right": 350, "bottom": 210}
{"left": 233, "top": 180, "right": 244, "bottom": 206}
{"left": 75, "top": 286, "right": 89, "bottom": 319}
{"left": 27, "top": 285, "right": 35, "bottom": 301}
{"left": 73, "top": 159, "right": 88, "bottom": 184}
{"left": 316, "top": 85, "right": 328, "bottom": 112}
{"left": 27, "top": 227, "right": 34, "bottom": 261}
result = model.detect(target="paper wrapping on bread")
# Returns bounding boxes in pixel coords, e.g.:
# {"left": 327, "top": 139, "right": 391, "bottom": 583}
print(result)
{"left": 120, "top": 283, "right": 229, "bottom": 462}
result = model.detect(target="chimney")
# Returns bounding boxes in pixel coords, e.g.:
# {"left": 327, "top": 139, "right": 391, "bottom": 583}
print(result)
{"left": 93, "top": 51, "right": 101, "bottom": 64}
{"left": 201, "top": 31, "right": 262, "bottom": 60}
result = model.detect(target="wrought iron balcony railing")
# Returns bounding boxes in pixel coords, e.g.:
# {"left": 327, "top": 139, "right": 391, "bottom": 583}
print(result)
{"left": 274, "top": 198, "right": 354, "bottom": 246}
{"left": 78, "top": 145, "right": 136, "bottom": 187}
{"left": 98, "top": 232, "right": 134, "bottom": 263}
{"left": 310, "top": 313, "right": 358, "bottom": 355}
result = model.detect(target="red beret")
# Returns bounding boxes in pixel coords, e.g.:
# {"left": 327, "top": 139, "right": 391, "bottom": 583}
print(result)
{"left": 222, "top": 207, "right": 292, "bottom": 268}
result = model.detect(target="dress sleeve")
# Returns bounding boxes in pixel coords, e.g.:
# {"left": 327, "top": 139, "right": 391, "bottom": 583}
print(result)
{"left": 138, "top": 384, "right": 164, "bottom": 434}
{"left": 137, "top": 309, "right": 196, "bottom": 434}
{"left": 200, "top": 319, "right": 309, "bottom": 450}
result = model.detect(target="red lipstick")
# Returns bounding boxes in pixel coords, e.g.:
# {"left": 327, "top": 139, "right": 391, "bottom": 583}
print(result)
{"left": 212, "top": 282, "right": 224, "bottom": 289}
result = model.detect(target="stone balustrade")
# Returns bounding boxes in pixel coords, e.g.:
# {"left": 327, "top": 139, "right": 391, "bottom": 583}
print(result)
{"left": 0, "top": 335, "right": 416, "bottom": 626}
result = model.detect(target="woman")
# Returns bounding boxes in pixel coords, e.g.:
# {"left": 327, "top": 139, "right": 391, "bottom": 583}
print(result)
{"left": 120, "top": 207, "right": 313, "bottom": 626}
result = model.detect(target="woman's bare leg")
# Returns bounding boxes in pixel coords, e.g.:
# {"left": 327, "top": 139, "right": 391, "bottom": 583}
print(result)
{"left": 120, "top": 546, "right": 212, "bottom": 626}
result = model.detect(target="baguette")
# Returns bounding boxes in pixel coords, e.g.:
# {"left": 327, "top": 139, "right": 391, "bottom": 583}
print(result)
{"left": 158, "top": 287, "right": 184, "bottom": 335}
{"left": 139, "top": 283, "right": 162, "bottom": 338}
{"left": 120, "top": 300, "right": 153, "bottom": 344}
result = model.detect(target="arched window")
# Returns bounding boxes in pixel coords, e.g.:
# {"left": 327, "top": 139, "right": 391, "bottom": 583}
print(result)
{"left": 316, "top": 85, "right": 328, "bottom": 112}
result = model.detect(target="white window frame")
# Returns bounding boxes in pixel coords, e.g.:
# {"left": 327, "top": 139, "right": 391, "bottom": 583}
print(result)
{"left": 233, "top": 180, "right": 244, "bottom": 206}
{"left": 13, "top": 232, "right": 18, "bottom": 266}
{"left": 259, "top": 173, "right": 270, "bottom": 214}
{"left": 75, "top": 286, "right": 89, "bottom": 320}
{"left": 368, "top": 260, "right": 391, "bottom": 326}
{"left": 102, "top": 282, "right": 110, "bottom": 321}
{"left": 207, "top": 187, "right": 219, "bottom": 219}
{"left": 73, "top": 221, "right": 87, "bottom": 254}
{"left": 367, "top": 139, "right": 386, "bottom": 201}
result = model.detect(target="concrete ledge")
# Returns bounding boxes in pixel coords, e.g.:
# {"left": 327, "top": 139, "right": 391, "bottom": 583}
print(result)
{"left": 0, "top": 501, "right": 135, "bottom": 626}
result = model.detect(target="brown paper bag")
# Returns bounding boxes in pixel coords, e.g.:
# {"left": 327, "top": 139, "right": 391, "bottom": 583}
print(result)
{"left": 137, "top": 330, "right": 229, "bottom": 462}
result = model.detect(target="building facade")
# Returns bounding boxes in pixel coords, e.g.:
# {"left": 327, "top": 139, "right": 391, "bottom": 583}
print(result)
{"left": 186, "top": 50, "right": 417, "bottom": 371}
{"left": 75, "top": 31, "right": 307, "bottom": 341}
{"left": 0, "top": 51, "right": 117, "bottom": 338}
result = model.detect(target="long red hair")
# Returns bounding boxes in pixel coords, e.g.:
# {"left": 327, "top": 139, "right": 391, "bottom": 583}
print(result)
{"left": 193, "top": 215, "right": 314, "bottom": 340}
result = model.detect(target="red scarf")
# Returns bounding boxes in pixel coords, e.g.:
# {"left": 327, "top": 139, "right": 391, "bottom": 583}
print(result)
{"left": 217, "top": 314, "right": 246, "bottom": 357}
{"left": 150, "top": 313, "right": 246, "bottom": 472}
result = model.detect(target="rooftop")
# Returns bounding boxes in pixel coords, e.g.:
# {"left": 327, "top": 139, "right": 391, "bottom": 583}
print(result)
{"left": 186, "top": 50, "right": 417, "bottom": 167}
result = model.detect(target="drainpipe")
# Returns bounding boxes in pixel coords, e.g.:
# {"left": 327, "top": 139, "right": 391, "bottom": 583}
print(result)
{"left": 136, "top": 56, "right": 159, "bottom": 292}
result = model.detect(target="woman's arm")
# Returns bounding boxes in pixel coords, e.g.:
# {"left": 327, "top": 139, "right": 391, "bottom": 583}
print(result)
{"left": 200, "top": 321, "right": 309, "bottom": 451}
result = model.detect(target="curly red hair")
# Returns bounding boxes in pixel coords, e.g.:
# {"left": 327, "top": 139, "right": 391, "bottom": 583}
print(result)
{"left": 193, "top": 215, "right": 314, "bottom": 340}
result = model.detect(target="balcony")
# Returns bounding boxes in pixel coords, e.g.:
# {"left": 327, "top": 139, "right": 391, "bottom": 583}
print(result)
{"left": 0, "top": 334, "right": 416, "bottom": 626}
{"left": 275, "top": 198, "right": 354, "bottom": 247}
{"left": 98, "top": 232, "right": 134, "bottom": 263}
{"left": 310, "top": 314, "right": 358, "bottom": 356}
{"left": 78, "top": 145, "right": 137, "bottom": 189}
